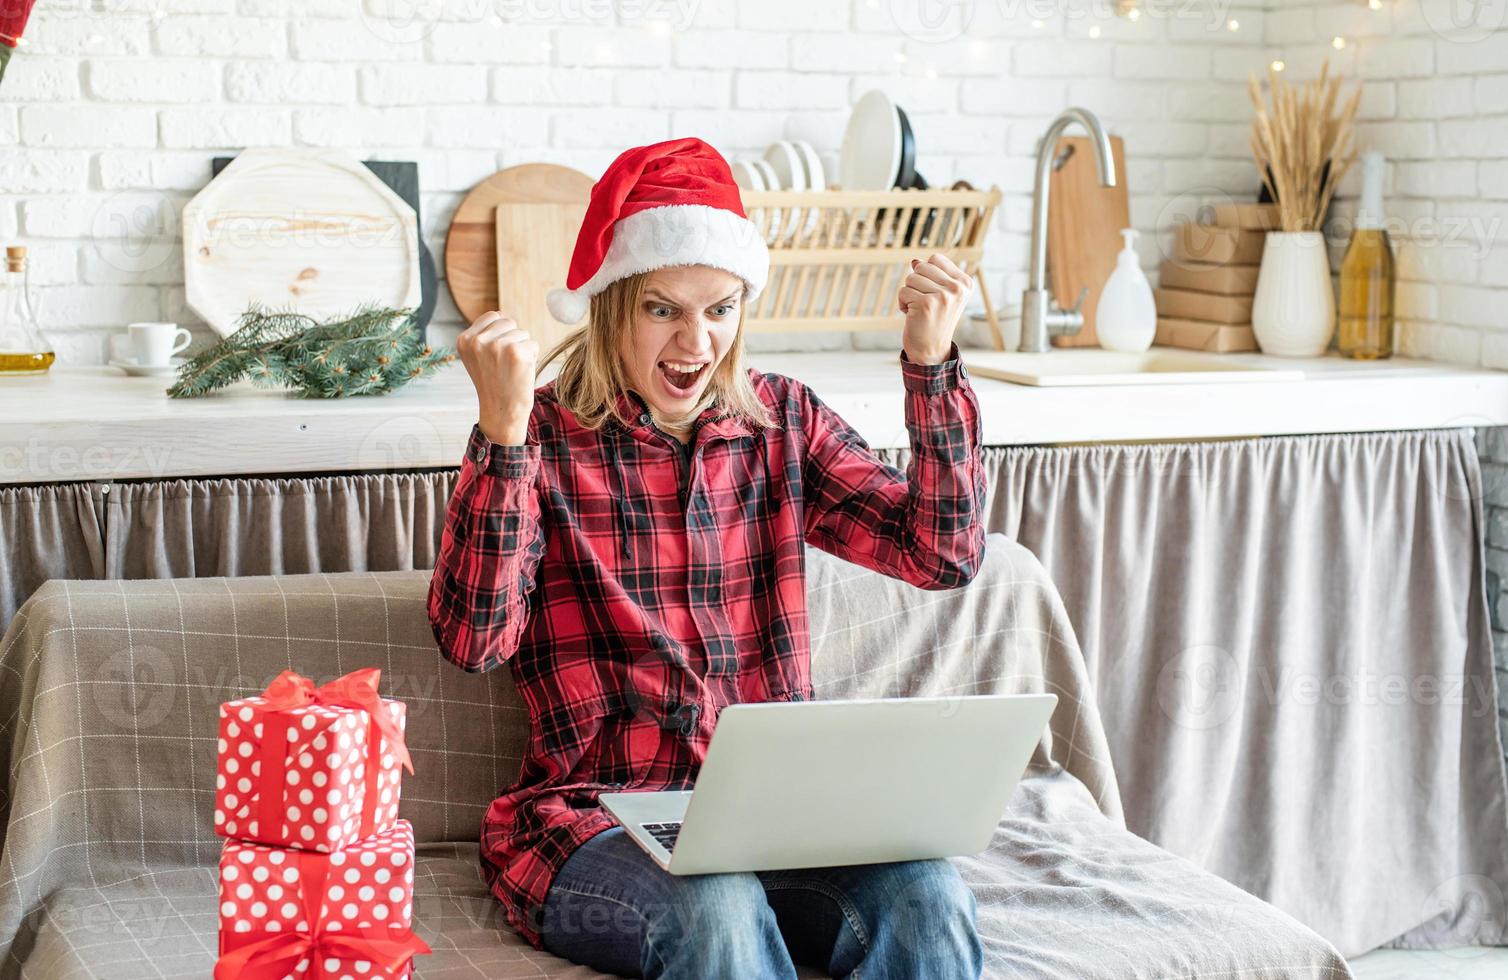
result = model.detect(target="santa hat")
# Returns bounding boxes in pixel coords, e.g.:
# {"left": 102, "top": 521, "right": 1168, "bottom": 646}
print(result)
{"left": 546, "top": 137, "right": 770, "bottom": 324}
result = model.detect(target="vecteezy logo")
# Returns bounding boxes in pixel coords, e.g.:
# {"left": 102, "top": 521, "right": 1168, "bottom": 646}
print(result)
{"left": 359, "top": 0, "right": 446, "bottom": 45}
{"left": 96, "top": 644, "right": 180, "bottom": 732}
{"left": 888, "top": 0, "right": 976, "bottom": 44}
{"left": 354, "top": 414, "right": 449, "bottom": 470}
{"left": 92, "top": 190, "right": 179, "bottom": 275}
{"left": 1156, "top": 643, "right": 1243, "bottom": 731}
{"left": 640, "top": 206, "right": 705, "bottom": 264}
{"left": 1420, "top": 0, "right": 1508, "bottom": 43}
{"left": 1156, "top": 187, "right": 1240, "bottom": 271}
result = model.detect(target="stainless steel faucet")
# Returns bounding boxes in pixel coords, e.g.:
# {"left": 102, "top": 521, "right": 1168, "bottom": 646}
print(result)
{"left": 1018, "top": 108, "right": 1118, "bottom": 352}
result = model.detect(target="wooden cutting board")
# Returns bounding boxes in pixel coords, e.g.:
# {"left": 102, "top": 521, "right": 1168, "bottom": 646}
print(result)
{"left": 212, "top": 156, "right": 437, "bottom": 340}
{"left": 496, "top": 197, "right": 590, "bottom": 353}
{"left": 445, "top": 164, "right": 593, "bottom": 341}
{"left": 183, "top": 148, "right": 421, "bottom": 337}
{"left": 1046, "top": 135, "right": 1129, "bottom": 348}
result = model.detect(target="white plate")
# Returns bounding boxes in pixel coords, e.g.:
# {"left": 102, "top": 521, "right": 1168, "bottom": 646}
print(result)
{"left": 764, "top": 141, "right": 807, "bottom": 241}
{"left": 763, "top": 140, "right": 805, "bottom": 192}
{"left": 732, "top": 159, "right": 774, "bottom": 243}
{"left": 749, "top": 158, "right": 780, "bottom": 190}
{"left": 840, "top": 90, "right": 902, "bottom": 192}
{"left": 792, "top": 140, "right": 825, "bottom": 193}
{"left": 730, "top": 159, "right": 767, "bottom": 192}
{"left": 749, "top": 159, "right": 784, "bottom": 243}
{"left": 791, "top": 139, "right": 826, "bottom": 239}
{"left": 110, "top": 357, "right": 185, "bottom": 379}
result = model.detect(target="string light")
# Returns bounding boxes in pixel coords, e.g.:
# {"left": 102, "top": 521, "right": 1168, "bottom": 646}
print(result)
{"left": 894, "top": 50, "right": 907, "bottom": 64}
{"left": 1331, "top": 35, "right": 1346, "bottom": 49}
{"left": 924, "top": 67, "right": 938, "bottom": 80}
{"left": 1227, "top": 19, "right": 1240, "bottom": 32}
{"left": 1127, "top": 8, "right": 1141, "bottom": 21}
{"left": 1368, "top": 0, "right": 1382, "bottom": 9}
{"left": 1089, "top": 25, "right": 1102, "bottom": 38}
{"left": 1270, "top": 59, "right": 1286, "bottom": 72}
{"left": 1031, "top": 18, "right": 1044, "bottom": 29}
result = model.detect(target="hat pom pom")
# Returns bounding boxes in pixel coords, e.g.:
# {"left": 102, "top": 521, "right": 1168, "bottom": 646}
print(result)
{"left": 546, "top": 288, "right": 589, "bottom": 325}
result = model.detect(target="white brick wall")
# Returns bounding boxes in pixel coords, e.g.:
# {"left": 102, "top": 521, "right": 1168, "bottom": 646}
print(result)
{"left": 1278, "top": 1, "right": 1508, "bottom": 369}
{"left": 0, "top": 0, "right": 1500, "bottom": 361}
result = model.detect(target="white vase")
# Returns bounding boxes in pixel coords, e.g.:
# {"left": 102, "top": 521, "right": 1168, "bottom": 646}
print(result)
{"left": 1251, "top": 231, "right": 1334, "bottom": 357}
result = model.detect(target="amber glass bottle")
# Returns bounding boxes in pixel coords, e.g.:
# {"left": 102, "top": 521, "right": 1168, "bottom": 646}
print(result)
{"left": 1338, "top": 152, "right": 1394, "bottom": 360}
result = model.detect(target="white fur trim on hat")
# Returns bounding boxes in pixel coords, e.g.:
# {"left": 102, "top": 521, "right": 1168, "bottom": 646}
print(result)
{"left": 548, "top": 204, "right": 770, "bottom": 324}
{"left": 546, "top": 287, "right": 590, "bottom": 325}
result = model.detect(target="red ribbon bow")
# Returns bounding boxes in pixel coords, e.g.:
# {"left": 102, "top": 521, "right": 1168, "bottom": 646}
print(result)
{"left": 249, "top": 668, "right": 414, "bottom": 845}
{"left": 216, "top": 925, "right": 431, "bottom": 980}
{"left": 215, "top": 845, "right": 431, "bottom": 979}
{"left": 261, "top": 668, "right": 414, "bottom": 774}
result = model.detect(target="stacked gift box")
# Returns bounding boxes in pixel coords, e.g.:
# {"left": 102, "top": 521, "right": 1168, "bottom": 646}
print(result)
{"left": 1154, "top": 202, "right": 1278, "bottom": 353}
{"left": 213, "top": 668, "right": 429, "bottom": 979}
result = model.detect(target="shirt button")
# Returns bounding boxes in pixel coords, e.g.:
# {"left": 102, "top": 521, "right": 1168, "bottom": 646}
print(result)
{"left": 639, "top": 413, "right": 651, "bottom": 425}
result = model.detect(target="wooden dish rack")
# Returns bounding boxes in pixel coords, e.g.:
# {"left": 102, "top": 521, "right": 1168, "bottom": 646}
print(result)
{"left": 738, "top": 186, "right": 1005, "bottom": 349}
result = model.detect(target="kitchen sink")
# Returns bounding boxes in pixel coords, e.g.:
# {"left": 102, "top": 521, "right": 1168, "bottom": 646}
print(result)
{"left": 963, "top": 348, "right": 1306, "bottom": 387}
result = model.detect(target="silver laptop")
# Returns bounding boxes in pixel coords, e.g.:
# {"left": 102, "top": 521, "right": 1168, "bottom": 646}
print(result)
{"left": 598, "top": 693, "right": 1057, "bottom": 875}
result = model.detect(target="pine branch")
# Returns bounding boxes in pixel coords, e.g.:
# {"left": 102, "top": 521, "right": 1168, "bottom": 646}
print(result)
{"left": 167, "top": 304, "right": 454, "bottom": 399}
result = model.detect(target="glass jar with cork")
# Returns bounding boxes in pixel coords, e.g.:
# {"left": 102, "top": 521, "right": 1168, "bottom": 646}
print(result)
{"left": 0, "top": 245, "right": 53, "bottom": 375}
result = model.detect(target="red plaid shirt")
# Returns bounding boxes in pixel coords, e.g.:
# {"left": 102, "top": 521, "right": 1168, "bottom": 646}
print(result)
{"left": 428, "top": 342, "right": 986, "bottom": 948}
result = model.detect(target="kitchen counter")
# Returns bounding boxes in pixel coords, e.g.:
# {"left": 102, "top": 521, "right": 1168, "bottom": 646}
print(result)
{"left": 3, "top": 347, "right": 1507, "bottom": 484}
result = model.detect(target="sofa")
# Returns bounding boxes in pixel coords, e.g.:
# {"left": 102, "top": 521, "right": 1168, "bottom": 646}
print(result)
{"left": 0, "top": 533, "right": 1351, "bottom": 978}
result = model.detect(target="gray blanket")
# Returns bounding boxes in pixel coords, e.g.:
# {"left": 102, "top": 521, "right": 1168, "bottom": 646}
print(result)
{"left": 0, "top": 534, "right": 1348, "bottom": 978}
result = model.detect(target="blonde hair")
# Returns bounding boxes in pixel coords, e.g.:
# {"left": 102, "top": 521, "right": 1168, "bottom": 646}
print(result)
{"left": 537, "top": 270, "right": 778, "bottom": 434}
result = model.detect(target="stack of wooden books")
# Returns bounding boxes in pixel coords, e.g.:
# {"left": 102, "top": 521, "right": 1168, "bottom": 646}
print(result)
{"left": 1154, "top": 203, "right": 1278, "bottom": 352}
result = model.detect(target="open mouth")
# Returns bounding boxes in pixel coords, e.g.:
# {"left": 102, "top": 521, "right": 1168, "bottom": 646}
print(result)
{"left": 657, "top": 360, "right": 707, "bottom": 395}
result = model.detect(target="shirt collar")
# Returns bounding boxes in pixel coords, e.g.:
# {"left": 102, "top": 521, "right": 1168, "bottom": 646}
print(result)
{"left": 610, "top": 386, "right": 753, "bottom": 442}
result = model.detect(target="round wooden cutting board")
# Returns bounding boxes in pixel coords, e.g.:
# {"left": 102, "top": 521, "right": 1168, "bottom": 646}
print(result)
{"left": 444, "top": 164, "right": 594, "bottom": 341}
{"left": 182, "top": 148, "right": 422, "bottom": 337}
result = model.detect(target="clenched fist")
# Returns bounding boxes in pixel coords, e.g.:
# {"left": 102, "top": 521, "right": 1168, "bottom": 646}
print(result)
{"left": 897, "top": 252, "right": 973, "bottom": 365}
{"left": 457, "top": 311, "right": 539, "bottom": 446}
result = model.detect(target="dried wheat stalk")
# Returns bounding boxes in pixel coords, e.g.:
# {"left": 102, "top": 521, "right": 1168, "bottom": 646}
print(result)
{"left": 1248, "top": 60, "right": 1361, "bottom": 233}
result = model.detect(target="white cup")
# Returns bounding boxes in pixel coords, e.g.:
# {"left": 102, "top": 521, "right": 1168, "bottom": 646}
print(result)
{"left": 123, "top": 321, "right": 192, "bottom": 365}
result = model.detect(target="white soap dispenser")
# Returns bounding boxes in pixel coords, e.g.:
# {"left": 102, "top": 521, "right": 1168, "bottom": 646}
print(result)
{"left": 1096, "top": 228, "right": 1156, "bottom": 353}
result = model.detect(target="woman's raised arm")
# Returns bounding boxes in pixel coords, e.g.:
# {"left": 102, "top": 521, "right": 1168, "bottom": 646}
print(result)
{"left": 428, "top": 311, "right": 547, "bottom": 673}
{"left": 798, "top": 345, "right": 987, "bottom": 591}
{"left": 800, "top": 253, "right": 986, "bottom": 589}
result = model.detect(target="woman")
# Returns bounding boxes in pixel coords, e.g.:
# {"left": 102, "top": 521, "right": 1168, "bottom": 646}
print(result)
{"left": 429, "top": 137, "right": 988, "bottom": 979}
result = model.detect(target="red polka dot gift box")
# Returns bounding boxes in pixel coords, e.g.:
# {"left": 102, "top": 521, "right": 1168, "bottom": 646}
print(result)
{"left": 214, "top": 668, "right": 415, "bottom": 853}
{"left": 214, "top": 818, "right": 431, "bottom": 979}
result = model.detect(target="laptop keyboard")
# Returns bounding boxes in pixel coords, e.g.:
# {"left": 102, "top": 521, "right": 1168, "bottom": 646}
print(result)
{"left": 641, "top": 821, "right": 682, "bottom": 852}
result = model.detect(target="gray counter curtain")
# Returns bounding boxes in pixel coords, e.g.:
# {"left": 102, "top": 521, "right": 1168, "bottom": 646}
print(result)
{"left": 2, "top": 429, "right": 1506, "bottom": 957}
{"left": 885, "top": 428, "right": 1508, "bottom": 957}
{"left": 0, "top": 471, "right": 455, "bottom": 627}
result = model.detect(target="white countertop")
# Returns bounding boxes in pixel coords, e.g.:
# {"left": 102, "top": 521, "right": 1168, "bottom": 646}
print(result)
{"left": 4, "top": 346, "right": 1507, "bottom": 484}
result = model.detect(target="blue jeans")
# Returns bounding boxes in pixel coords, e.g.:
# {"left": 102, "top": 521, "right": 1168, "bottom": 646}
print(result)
{"left": 537, "top": 826, "right": 983, "bottom": 979}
